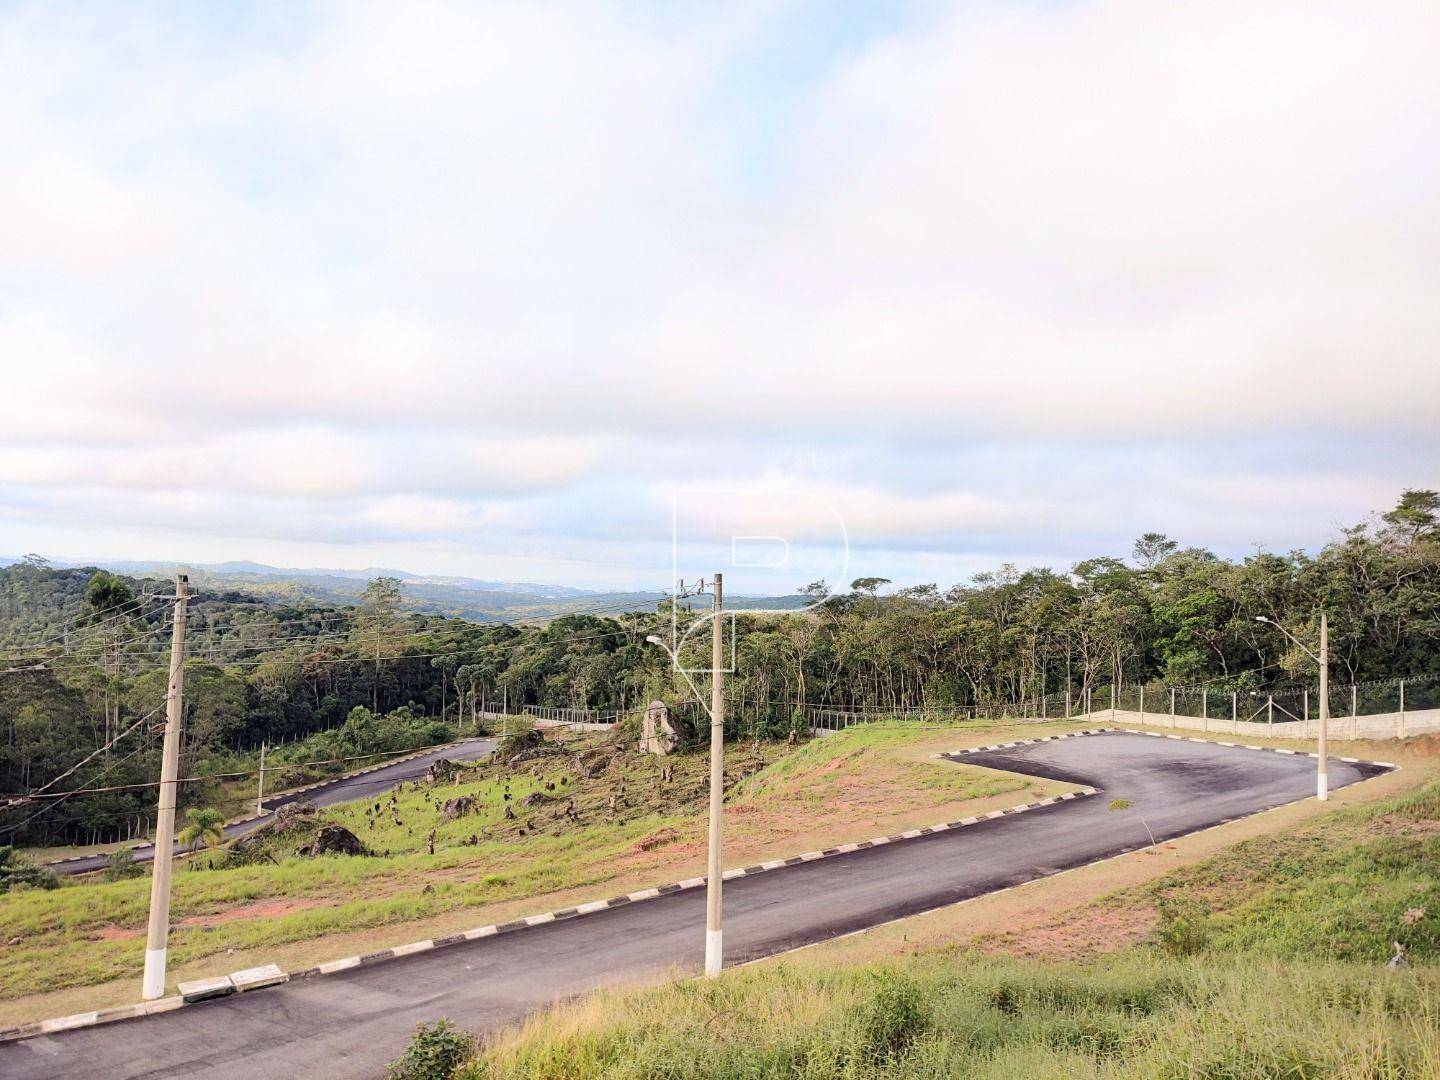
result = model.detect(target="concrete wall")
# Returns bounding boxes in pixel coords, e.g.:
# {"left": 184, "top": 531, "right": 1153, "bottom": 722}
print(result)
{"left": 1082, "top": 707, "right": 1440, "bottom": 741}
{"left": 475, "top": 709, "right": 618, "bottom": 732}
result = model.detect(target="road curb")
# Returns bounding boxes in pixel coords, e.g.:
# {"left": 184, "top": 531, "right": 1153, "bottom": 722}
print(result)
{"left": 941, "top": 725, "right": 1399, "bottom": 775}
{"left": 934, "top": 726, "right": 1115, "bottom": 759}
{"left": 8, "top": 726, "right": 1391, "bottom": 1046}
{"left": 0, "top": 783, "right": 1097, "bottom": 1044}
{"left": 1114, "top": 727, "right": 1399, "bottom": 772}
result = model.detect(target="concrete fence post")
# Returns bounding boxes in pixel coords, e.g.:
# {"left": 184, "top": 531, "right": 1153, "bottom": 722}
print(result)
{"left": 1139, "top": 684, "right": 1145, "bottom": 724}
{"left": 1399, "top": 680, "right": 1406, "bottom": 738}
{"left": 1304, "top": 689, "right": 1309, "bottom": 723}
{"left": 1231, "top": 691, "right": 1237, "bottom": 727}
{"left": 1202, "top": 688, "right": 1208, "bottom": 732}
{"left": 1268, "top": 694, "right": 1274, "bottom": 725}
{"left": 1351, "top": 683, "right": 1357, "bottom": 719}
{"left": 1170, "top": 688, "right": 1175, "bottom": 719}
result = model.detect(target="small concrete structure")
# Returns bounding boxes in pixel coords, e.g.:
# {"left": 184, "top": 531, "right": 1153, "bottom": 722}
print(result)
{"left": 177, "top": 975, "right": 234, "bottom": 1003}
{"left": 641, "top": 701, "right": 679, "bottom": 755}
{"left": 229, "top": 964, "right": 288, "bottom": 992}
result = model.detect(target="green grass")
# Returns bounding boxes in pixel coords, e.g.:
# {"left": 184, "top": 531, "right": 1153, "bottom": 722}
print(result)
{"left": 1, "top": 722, "right": 1028, "bottom": 1003}
{"left": 449, "top": 779, "right": 1440, "bottom": 1079}
{"left": 732, "top": 719, "right": 1032, "bottom": 813}
{"left": 1109, "top": 779, "right": 1440, "bottom": 966}
{"left": 0, "top": 764, "right": 688, "bottom": 998}
{"left": 461, "top": 956, "right": 1440, "bottom": 1079}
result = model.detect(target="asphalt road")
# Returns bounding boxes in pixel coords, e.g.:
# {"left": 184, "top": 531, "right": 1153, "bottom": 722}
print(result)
{"left": 45, "top": 738, "right": 497, "bottom": 876}
{"left": 4, "top": 732, "right": 1387, "bottom": 1079}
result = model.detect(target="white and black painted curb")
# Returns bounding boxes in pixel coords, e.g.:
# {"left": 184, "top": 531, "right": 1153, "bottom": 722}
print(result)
{"left": 934, "top": 726, "right": 1115, "bottom": 759}
{"left": 3, "top": 725, "right": 1397, "bottom": 1045}
{"left": 0, "top": 783, "right": 1097, "bottom": 1043}
{"left": 941, "top": 725, "right": 1399, "bottom": 774}
{"left": 42, "top": 740, "right": 486, "bottom": 870}
{"left": 1116, "top": 728, "right": 1398, "bottom": 770}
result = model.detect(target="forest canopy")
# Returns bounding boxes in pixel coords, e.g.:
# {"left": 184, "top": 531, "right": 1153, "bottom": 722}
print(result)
{"left": 1, "top": 491, "right": 1437, "bottom": 846}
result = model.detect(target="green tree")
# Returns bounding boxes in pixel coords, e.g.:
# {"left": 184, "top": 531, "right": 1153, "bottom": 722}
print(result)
{"left": 178, "top": 807, "right": 226, "bottom": 853}
{"left": 356, "top": 577, "right": 404, "bottom": 713}
{"left": 1383, "top": 489, "right": 1439, "bottom": 543}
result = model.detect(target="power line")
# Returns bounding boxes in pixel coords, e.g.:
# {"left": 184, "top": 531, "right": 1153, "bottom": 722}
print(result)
{"left": 4, "top": 736, "right": 491, "bottom": 802}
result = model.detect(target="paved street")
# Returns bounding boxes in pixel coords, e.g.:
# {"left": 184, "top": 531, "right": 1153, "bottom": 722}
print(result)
{"left": 4, "top": 731, "right": 1387, "bottom": 1079}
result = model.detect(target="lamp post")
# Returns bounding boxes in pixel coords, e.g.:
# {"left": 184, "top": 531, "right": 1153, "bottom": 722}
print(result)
{"left": 1256, "top": 613, "right": 1329, "bottom": 800}
{"left": 646, "top": 571, "right": 726, "bottom": 977}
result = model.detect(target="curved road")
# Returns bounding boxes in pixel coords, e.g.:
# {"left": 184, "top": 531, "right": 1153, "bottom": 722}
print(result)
{"left": 46, "top": 738, "right": 497, "bottom": 876}
{"left": 4, "top": 731, "right": 1389, "bottom": 1078}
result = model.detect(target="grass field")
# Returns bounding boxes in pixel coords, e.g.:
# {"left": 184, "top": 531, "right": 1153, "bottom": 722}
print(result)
{"left": 0, "top": 719, "right": 1073, "bottom": 1019}
{"left": 456, "top": 773, "right": 1440, "bottom": 1079}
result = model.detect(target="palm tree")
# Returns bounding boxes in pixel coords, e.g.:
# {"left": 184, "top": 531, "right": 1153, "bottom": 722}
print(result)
{"left": 178, "top": 807, "right": 225, "bottom": 853}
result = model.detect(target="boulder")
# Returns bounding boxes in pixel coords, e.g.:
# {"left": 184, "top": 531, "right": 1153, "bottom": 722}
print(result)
{"left": 441, "top": 795, "right": 477, "bottom": 820}
{"left": 297, "top": 824, "right": 368, "bottom": 858}
{"left": 427, "top": 758, "right": 461, "bottom": 784}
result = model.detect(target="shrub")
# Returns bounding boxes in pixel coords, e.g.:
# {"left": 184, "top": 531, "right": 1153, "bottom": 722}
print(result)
{"left": 387, "top": 1019, "right": 477, "bottom": 1080}
{"left": 845, "top": 968, "right": 931, "bottom": 1067}
{"left": 1154, "top": 897, "right": 1209, "bottom": 956}
{"left": 103, "top": 848, "right": 145, "bottom": 881}
{"left": 0, "top": 845, "right": 59, "bottom": 893}
{"left": 498, "top": 719, "right": 540, "bottom": 757}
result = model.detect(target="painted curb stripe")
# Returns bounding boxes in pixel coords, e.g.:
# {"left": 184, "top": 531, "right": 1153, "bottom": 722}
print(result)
{"left": 3, "top": 726, "right": 1390, "bottom": 1046}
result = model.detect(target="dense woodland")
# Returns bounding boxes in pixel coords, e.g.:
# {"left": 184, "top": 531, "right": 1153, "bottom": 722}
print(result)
{"left": 1, "top": 490, "right": 1437, "bottom": 846}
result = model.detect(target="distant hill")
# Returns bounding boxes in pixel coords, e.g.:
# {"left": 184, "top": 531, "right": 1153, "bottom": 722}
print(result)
{"left": 0, "top": 557, "right": 806, "bottom": 624}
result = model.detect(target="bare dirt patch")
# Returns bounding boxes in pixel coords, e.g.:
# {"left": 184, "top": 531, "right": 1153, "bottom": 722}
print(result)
{"left": 93, "top": 925, "right": 140, "bottom": 942}
{"left": 979, "top": 904, "right": 1158, "bottom": 960}
{"left": 178, "top": 899, "right": 322, "bottom": 929}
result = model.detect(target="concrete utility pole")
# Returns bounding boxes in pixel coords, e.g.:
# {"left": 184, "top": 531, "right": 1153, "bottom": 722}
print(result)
{"left": 644, "top": 573, "right": 726, "bottom": 978}
{"left": 1318, "top": 612, "right": 1329, "bottom": 800}
{"left": 705, "top": 573, "right": 725, "bottom": 978}
{"left": 256, "top": 741, "right": 267, "bottom": 816}
{"left": 143, "top": 573, "right": 189, "bottom": 1000}
{"left": 1256, "top": 613, "right": 1329, "bottom": 801}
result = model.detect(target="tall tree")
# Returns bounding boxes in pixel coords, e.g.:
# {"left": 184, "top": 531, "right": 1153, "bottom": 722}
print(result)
{"left": 355, "top": 577, "right": 403, "bottom": 713}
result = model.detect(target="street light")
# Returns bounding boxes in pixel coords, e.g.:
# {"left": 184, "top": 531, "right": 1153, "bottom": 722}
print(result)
{"left": 1255, "top": 613, "right": 1329, "bottom": 800}
{"left": 644, "top": 572, "right": 726, "bottom": 977}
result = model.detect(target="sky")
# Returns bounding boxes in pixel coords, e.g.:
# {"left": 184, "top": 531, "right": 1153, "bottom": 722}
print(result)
{"left": 0, "top": 0, "right": 1436, "bottom": 594}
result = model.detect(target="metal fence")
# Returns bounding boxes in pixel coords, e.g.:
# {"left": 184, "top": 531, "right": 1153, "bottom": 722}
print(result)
{"left": 801, "top": 672, "right": 1440, "bottom": 741}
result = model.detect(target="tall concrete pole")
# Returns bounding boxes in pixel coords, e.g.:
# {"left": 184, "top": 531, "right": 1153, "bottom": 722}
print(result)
{"left": 256, "top": 741, "right": 267, "bottom": 816}
{"left": 1317, "top": 611, "right": 1329, "bottom": 801}
{"left": 705, "top": 573, "right": 725, "bottom": 978}
{"left": 142, "top": 573, "right": 189, "bottom": 1000}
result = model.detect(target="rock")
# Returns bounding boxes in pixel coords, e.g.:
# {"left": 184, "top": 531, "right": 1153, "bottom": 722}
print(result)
{"left": 229, "top": 803, "right": 321, "bottom": 857}
{"left": 427, "top": 758, "right": 461, "bottom": 784}
{"left": 296, "top": 823, "right": 369, "bottom": 858}
{"left": 572, "top": 749, "right": 611, "bottom": 779}
{"left": 441, "top": 795, "right": 478, "bottom": 820}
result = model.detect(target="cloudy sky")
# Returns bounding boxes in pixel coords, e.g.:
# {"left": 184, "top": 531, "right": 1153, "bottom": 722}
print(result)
{"left": 1, "top": 0, "right": 1436, "bottom": 593}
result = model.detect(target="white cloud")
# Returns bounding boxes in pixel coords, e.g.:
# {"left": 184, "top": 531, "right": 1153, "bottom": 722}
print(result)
{"left": 0, "top": 0, "right": 1435, "bottom": 584}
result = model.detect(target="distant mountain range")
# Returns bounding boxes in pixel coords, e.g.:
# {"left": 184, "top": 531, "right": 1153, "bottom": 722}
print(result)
{"left": 0, "top": 557, "right": 805, "bottom": 622}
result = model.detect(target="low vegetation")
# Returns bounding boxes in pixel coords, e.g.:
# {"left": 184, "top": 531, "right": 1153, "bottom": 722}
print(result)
{"left": 410, "top": 778, "right": 1440, "bottom": 1079}
{"left": 0, "top": 720, "right": 1054, "bottom": 1009}
{"left": 0, "top": 847, "right": 57, "bottom": 895}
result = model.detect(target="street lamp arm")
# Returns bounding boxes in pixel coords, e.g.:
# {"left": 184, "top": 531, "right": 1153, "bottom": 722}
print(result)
{"left": 1254, "top": 616, "right": 1320, "bottom": 664}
